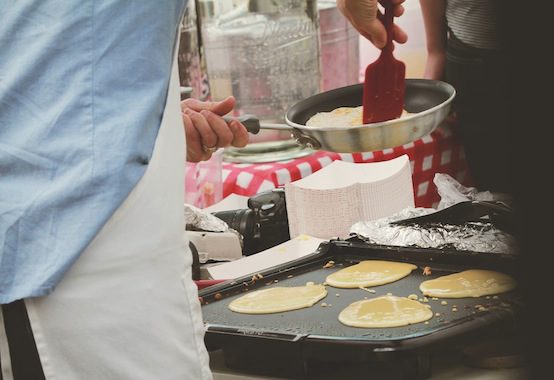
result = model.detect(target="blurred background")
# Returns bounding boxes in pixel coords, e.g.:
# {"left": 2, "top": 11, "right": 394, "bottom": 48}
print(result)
{"left": 181, "top": 0, "right": 429, "bottom": 207}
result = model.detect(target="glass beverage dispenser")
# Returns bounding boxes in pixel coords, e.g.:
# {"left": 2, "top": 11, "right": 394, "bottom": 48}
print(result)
{"left": 197, "top": 0, "right": 321, "bottom": 141}
{"left": 178, "top": 0, "right": 207, "bottom": 100}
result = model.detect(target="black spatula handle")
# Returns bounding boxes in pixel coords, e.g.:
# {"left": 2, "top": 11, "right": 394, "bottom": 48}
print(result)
{"left": 223, "top": 114, "right": 260, "bottom": 134}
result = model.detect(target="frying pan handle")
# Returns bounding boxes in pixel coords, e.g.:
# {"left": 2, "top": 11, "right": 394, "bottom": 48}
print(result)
{"left": 223, "top": 114, "right": 295, "bottom": 135}
{"left": 223, "top": 114, "right": 260, "bottom": 134}
{"left": 222, "top": 115, "right": 320, "bottom": 149}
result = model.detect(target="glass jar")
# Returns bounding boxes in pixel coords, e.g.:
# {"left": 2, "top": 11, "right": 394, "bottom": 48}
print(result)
{"left": 197, "top": 0, "right": 321, "bottom": 132}
{"left": 318, "top": 0, "right": 360, "bottom": 91}
{"left": 178, "top": 0, "right": 210, "bottom": 100}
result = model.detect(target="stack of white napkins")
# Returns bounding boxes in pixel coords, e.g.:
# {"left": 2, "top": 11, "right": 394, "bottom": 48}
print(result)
{"left": 284, "top": 155, "right": 414, "bottom": 239}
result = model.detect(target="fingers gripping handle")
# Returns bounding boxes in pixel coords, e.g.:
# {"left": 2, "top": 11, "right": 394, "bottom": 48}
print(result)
{"left": 223, "top": 114, "right": 260, "bottom": 134}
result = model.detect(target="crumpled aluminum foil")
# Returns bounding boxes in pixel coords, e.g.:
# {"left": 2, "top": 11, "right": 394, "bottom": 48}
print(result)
{"left": 184, "top": 203, "right": 229, "bottom": 232}
{"left": 350, "top": 207, "right": 517, "bottom": 254}
{"left": 184, "top": 204, "right": 244, "bottom": 250}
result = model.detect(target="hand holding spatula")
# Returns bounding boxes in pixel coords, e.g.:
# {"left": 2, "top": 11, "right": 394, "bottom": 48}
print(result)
{"left": 362, "top": 0, "right": 406, "bottom": 124}
{"left": 337, "top": 0, "right": 407, "bottom": 123}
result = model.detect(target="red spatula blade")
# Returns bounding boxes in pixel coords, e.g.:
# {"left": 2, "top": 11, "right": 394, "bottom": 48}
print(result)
{"left": 362, "top": 1, "right": 406, "bottom": 124}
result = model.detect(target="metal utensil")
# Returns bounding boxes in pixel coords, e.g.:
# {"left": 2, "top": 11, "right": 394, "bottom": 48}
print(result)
{"left": 390, "top": 200, "right": 515, "bottom": 234}
{"left": 224, "top": 79, "right": 455, "bottom": 153}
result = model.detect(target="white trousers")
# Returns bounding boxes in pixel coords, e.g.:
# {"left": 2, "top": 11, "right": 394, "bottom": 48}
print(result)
{"left": 1, "top": 40, "right": 212, "bottom": 380}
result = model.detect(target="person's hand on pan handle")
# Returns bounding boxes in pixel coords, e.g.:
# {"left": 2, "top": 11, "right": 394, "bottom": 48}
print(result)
{"left": 336, "top": 0, "right": 408, "bottom": 49}
{"left": 181, "top": 96, "right": 249, "bottom": 162}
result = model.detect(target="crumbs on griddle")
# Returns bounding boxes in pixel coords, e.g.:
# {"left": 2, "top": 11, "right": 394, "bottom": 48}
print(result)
{"left": 243, "top": 273, "right": 264, "bottom": 287}
{"left": 359, "top": 287, "right": 376, "bottom": 294}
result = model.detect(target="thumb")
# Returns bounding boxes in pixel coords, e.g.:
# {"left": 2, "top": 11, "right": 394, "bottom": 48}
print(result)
{"left": 362, "top": 20, "right": 387, "bottom": 49}
{"left": 210, "top": 96, "right": 236, "bottom": 116}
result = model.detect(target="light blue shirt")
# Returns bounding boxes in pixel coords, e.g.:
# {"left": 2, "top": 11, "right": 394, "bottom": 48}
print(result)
{"left": 0, "top": 0, "right": 187, "bottom": 303}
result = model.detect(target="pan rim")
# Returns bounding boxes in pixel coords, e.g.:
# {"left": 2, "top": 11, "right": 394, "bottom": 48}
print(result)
{"left": 285, "top": 78, "right": 456, "bottom": 132}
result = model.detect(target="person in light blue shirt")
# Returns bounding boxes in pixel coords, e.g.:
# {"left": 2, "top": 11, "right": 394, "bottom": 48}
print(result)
{"left": 0, "top": 1, "right": 247, "bottom": 378}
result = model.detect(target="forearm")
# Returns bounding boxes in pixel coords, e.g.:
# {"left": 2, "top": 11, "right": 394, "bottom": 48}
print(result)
{"left": 423, "top": 51, "right": 446, "bottom": 80}
{"left": 420, "top": 0, "right": 447, "bottom": 80}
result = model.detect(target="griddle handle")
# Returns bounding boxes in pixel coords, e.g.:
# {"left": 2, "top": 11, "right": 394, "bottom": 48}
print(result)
{"left": 223, "top": 114, "right": 260, "bottom": 134}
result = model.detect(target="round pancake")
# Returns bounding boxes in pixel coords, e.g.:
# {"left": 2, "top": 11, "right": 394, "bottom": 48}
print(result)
{"left": 306, "top": 106, "right": 363, "bottom": 128}
{"left": 338, "top": 295, "right": 433, "bottom": 328}
{"left": 419, "top": 269, "right": 517, "bottom": 298}
{"left": 306, "top": 106, "right": 410, "bottom": 128}
{"left": 325, "top": 260, "right": 417, "bottom": 289}
{"left": 228, "top": 283, "right": 327, "bottom": 314}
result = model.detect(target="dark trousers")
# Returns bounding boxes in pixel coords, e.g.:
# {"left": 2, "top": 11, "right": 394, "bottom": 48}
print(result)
{"left": 1, "top": 301, "right": 45, "bottom": 380}
{"left": 445, "top": 32, "right": 515, "bottom": 194}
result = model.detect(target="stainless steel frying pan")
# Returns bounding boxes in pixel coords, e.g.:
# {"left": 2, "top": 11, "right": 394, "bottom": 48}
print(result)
{"left": 227, "top": 79, "right": 455, "bottom": 153}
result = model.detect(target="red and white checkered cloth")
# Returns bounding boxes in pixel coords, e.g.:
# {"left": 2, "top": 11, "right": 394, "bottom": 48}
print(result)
{"left": 221, "top": 124, "right": 470, "bottom": 208}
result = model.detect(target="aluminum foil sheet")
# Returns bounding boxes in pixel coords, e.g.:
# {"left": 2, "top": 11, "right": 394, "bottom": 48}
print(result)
{"left": 184, "top": 203, "right": 229, "bottom": 232}
{"left": 350, "top": 207, "right": 517, "bottom": 254}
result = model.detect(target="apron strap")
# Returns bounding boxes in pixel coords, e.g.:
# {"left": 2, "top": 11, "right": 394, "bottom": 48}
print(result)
{"left": 1, "top": 301, "right": 45, "bottom": 380}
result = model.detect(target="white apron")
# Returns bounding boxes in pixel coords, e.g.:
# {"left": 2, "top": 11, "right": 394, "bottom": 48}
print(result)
{"left": 1, "top": 35, "right": 212, "bottom": 380}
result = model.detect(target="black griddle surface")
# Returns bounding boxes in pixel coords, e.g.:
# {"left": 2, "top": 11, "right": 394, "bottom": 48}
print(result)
{"left": 200, "top": 239, "right": 520, "bottom": 346}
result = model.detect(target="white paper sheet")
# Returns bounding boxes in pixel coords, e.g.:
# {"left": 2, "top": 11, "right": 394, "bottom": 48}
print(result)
{"left": 207, "top": 234, "right": 325, "bottom": 280}
{"left": 203, "top": 193, "right": 250, "bottom": 213}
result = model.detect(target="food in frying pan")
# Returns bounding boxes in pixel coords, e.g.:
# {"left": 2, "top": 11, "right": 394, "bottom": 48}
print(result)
{"left": 338, "top": 295, "right": 433, "bottom": 328}
{"left": 305, "top": 106, "right": 411, "bottom": 128}
{"left": 228, "top": 283, "right": 327, "bottom": 314}
{"left": 419, "top": 269, "right": 517, "bottom": 298}
{"left": 325, "top": 260, "right": 417, "bottom": 289}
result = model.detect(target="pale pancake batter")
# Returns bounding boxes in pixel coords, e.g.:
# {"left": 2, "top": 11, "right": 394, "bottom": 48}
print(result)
{"left": 338, "top": 295, "right": 433, "bottom": 328}
{"left": 419, "top": 269, "right": 517, "bottom": 298}
{"left": 229, "top": 283, "right": 327, "bottom": 314}
{"left": 326, "top": 260, "right": 417, "bottom": 289}
{"left": 306, "top": 106, "right": 410, "bottom": 128}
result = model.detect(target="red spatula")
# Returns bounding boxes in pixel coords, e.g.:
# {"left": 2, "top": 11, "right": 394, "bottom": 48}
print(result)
{"left": 362, "top": 0, "right": 406, "bottom": 124}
